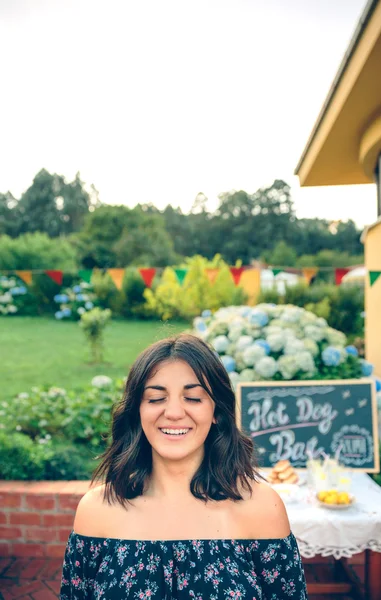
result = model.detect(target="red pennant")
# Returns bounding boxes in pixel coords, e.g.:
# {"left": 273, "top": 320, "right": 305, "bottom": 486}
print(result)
{"left": 230, "top": 267, "right": 245, "bottom": 286}
{"left": 139, "top": 268, "right": 156, "bottom": 288}
{"left": 335, "top": 268, "right": 351, "bottom": 285}
{"left": 45, "top": 270, "right": 63, "bottom": 285}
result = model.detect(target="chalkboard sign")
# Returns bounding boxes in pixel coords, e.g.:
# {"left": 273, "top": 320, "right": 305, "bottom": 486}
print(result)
{"left": 236, "top": 379, "right": 380, "bottom": 472}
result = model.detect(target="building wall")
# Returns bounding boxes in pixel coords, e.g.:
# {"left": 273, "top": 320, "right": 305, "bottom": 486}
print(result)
{"left": 364, "top": 220, "right": 381, "bottom": 375}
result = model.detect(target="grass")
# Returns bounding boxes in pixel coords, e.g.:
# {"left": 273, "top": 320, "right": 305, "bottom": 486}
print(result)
{"left": 0, "top": 316, "right": 190, "bottom": 402}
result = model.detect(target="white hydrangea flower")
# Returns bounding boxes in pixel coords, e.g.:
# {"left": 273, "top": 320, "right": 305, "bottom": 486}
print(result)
{"left": 228, "top": 371, "right": 240, "bottom": 390}
{"left": 236, "top": 335, "right": 254, "bottom": 352}
{"left": 242, "top": 344, "right": 266, "bottom": 367}
{"left": 303, "top": 338, "right": 319, "bottom": 357}
{"left": 284, "top": 338, "right": 305, "bottom": 355}
{"left": 266, "top": 333, "right": 285, "bottom": 352}
{"left": 91, "top": 375, "right": 113, "bottom": 388}
{"left": 304, "top": 325, "right": 325, "bottom": 342}
{"left": 255, "top": 356, "right": 278, "bottom": 379}
{"left": 326, "top": 327, "right": 346, "bottom": 347}
{"left": 295, "top": 351, "right": 316, "bottom": 374}
{"left": 278, "top": 355, "right": 299, "bottom": 379}
{"left": 211, "top": 335, "right": 230, "bottom": 354}
{"left": 228, "top": 326, "right": 244, "bottom": 342}
{"left": 282, "top": 306, "right": 304, "bottom": 323}
{"left": 239, "top": 368, "right": 257, "bottom": 382}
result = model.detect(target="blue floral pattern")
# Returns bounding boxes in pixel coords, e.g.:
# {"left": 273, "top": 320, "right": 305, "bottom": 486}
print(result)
{"left": 60, "top": 530, "right": 307, "bottom": 599}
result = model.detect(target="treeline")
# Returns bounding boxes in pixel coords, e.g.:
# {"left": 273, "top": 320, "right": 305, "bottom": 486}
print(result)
{"left": 0, "top": 169, "right": 363, "bottom": 270}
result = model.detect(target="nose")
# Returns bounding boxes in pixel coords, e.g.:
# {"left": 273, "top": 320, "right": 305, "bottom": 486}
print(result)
{"left": 164, "top": 398, "right": 186, "bottom": 420}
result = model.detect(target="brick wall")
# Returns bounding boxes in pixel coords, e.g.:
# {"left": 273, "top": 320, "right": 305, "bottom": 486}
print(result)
{"left": 0, "top": 481, "right": 90, "bottom": 558}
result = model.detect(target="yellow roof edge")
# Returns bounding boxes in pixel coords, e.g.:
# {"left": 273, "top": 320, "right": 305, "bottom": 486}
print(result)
{"left": 295, "top": 0, "right": 380, "bottom": 176}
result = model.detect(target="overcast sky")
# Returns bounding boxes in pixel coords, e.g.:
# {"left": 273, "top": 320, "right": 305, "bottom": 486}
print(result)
{"left": 0, "top": 0, "right": 377, "bottom": 227}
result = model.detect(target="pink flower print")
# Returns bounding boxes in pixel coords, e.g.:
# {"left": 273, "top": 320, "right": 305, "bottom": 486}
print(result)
{"left": 75, "top": 560, "right": 80, "bottom": 567}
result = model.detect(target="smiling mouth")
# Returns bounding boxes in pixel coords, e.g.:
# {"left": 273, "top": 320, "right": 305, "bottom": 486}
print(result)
{"left": 159, "top": 428, "right": 192, "bottom": 437}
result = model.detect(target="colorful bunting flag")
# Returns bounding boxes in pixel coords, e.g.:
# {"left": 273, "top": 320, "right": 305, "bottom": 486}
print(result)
{"left": 335, "top": 268, "right": 351, "bottom": 285}
{"left": 174, "top": 269, "right": 188, "bottom": 285}
{"left": 15, "top": 270, "right": 33, "bottom": 285}
{"left": 45, "top": 270, "right": 63, "bottom": 285}
{"left": 238, "top": 268, "right": 261, "bottom": 306}
{"left": 205, "top": 268, "right": 219, "bottom": 284}
{"left": 78, "top": 269, "right": 93, "bottom": 284}
{"left": 272, "top": 268, "right": 282, "bottom": 277}
{"left": 107, "top": 269, "right": 125, "bottom": 290}
{"left": 139, "top": 268, "right": 156, "bottom": 288}
{"left": 302, "top": 267, "right": 318, "bottom": 285}
{"left": 229, "top": 267, "right": 245, "bottom": 286}
{"left": 369, "top": 271, "right": 381, "bottom": 286}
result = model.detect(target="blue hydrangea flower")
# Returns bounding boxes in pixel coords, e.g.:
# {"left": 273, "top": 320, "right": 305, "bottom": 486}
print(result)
{"left": 254, "top": 339, "right": 271, "bottom": 355}
{"left": 201, "top": 309, "right": 212, "bottom": 318}
{"left": 76, "top": 293, "right": 85, "bottom": 302}
{"left": 249, "top": 310, "right": 269, "bottom": 327}
{"left": 194, "top": 317, "right": 207, "bottom": 333}
{"left": 322, "top": 346, "right": 341, "bottom": 367}
{"left": 54, "top": 294, "right": 69, "bottom": 303}
{"left": 360, "top": 360, "right": 374, "bottom": 377}
{"left": 220, "top": 355, "right": 236, "bottom": 373}
{"left": 73, "top": 285, "right": 82, "bottom": 293}
{"left": 85, "top": 301, "right": 94, "bottom": 310}
{"left": 375, "top": 378, "right": 381, "bottom": 392}
{"left": 62, "top": 308, "right": 72, "bottom": 317}
{"left": 345, "top": 345, "right": 359, "bottom": 357}
{"left": 55, "top": 311, "right": 64, "bottom": 320}
{"left": 212, "top": 335, "right": 230, "bottom": 354}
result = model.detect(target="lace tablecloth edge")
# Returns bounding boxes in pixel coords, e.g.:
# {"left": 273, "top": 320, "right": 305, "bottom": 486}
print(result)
{"left": 296, "top": 539, "right": 381, "bottom": 560}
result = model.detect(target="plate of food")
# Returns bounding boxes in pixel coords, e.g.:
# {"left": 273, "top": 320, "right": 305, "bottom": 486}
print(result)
{"left": 263, "top": 460, "right": 305, "bottom": 486}
{"left": 316, "top": 490, "right": 355, "bottom": 510}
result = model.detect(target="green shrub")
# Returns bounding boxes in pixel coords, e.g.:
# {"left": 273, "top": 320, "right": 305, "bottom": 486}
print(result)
{"left": 143, "top": 255, "right": 247, "bottom": 320}
{"left": 43, "top": 442, "right": 99, "bottom": 480}
{"left": 0, "top": 431, "right": 46, "bottom": 480}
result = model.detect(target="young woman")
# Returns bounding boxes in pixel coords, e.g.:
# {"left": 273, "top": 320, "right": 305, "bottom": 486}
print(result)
{"left": 60, "top": 333, "right": 308, "bottom": 599}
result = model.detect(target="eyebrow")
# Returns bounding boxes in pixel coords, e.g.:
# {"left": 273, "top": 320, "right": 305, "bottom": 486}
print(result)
{"left": 143, "top": 383, "right": 204, "bottom": 392}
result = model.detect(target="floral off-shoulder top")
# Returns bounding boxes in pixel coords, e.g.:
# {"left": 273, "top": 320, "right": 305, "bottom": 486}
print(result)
{"left": 60, "top": 529, "right": 308, "bottom": 599}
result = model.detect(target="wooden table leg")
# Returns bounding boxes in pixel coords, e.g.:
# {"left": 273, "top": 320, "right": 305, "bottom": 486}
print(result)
{"left": 365, "top": 550, "right": 381, "bottom": 600}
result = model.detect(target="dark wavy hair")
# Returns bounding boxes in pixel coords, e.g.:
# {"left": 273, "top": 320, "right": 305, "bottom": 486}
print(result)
{"left": 91, "top": 332, "right": 260, "bottom": 507}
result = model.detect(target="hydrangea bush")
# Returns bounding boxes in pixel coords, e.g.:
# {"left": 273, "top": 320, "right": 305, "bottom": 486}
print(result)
{"left": 54, "top": 281, "right": 98, "bottom": 320}
{"left": 193, "top": 304, "right": 372, "bottom": 388}
{"left": 0, "top": 275, "right": 36, "bottom": 316}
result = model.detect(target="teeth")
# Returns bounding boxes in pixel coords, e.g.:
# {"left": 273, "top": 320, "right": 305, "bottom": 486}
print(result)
{"left": 160, "top": 428, "right": 190, "bottom": 435}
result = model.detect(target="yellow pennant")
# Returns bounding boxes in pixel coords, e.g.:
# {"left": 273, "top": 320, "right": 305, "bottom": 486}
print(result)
{"left": 15, "top": 270, "right": 33, "bottom": 285}
{"left": 302, "top": 267, "right": 318, "bottom": 285}
{"left": 107, "top": 268, "right": 125, "bottom": 290}
{"left": 238, "top": 268, "right": 261, "bottom": 306}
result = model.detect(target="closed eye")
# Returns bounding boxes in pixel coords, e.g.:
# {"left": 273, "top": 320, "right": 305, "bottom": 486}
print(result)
{"left": 148, "top": 398, "right": 201, "bottom": 403}
{"left": 185, "top": 398, "right": 201, "bottom": 402}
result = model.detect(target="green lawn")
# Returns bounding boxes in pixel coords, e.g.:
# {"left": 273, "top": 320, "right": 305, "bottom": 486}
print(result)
{"left": 0, "top": 316, "right": 190, "bottom": 402}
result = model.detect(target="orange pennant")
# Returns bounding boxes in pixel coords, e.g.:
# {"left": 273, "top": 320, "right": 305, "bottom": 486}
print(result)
{"left": 230, "top": 267, "right": 245, "bottom": 286}
{"left": 16, "top": 270, "right": 33, "bottom": 285}
{"left": 107, "top": 268, "right": 125, "bottom": 290}
{"left": 238, "top": 268, "right": 261, "bottom": 306}
{"left": 138, "top": 268, "right": 156, "bottom": 288}
{"left": 205, "top": 268, "right": 219, "bottom": 284}
{"left": 302, "top": 267, "right": 318, "bottom": 285}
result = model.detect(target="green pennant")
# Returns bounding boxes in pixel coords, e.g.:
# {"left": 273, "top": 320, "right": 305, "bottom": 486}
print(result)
{"left": 369, "top": 271, "right": 381, "bottom": 286}
{"left": 272, "top": 269, "right": 282, "bottom": 276}
{"left": 174, "top": 268, "right": 188, "bottom": 285}
{"left": 78, "top": 269, "right": 93, "bottom": 284}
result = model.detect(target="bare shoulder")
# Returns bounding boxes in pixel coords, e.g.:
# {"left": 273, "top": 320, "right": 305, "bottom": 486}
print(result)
{"left": 241, "top": 480, "right": 291, "bottom": 539}
{"left": 73, "top": 483, "right": 110, "bottom": 536}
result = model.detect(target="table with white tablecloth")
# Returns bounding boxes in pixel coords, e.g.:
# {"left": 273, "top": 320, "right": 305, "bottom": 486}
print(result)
{"left": 278, "top": 472, "right": 381, "bottom": 598}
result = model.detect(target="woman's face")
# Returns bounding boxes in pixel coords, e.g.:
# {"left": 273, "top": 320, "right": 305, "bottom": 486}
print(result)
{"left": 139, "top": 359, "right": 216, "bottom": 463}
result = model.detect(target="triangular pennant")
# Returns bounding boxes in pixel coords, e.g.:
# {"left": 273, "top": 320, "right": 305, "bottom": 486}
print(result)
{"left": 369, "top": 271, "right": 381, "bottom": 286}
{"left": 205, "top": 268, "right": 219, "bottom": 284}
{"left": 139, "top": 268, "right": 156, "bottom": 288}
{"left": 272, "top": 269, "right": 282, "bottom": 276}
{"left": 15, "top": 270, "right": 32, "bottom": 285}
{"left": 335, "top": 267, "right": 350, "bottom": 285}
{"left": 107, "top": 268, "right": 125, "bottom": 290}
{"left": 174, "top": 268, "right": 188, "bottom": 285}
{"left": 78, "top": 269, "right": 92, "bottom": 284}
{"left": 45, "top": 270, "right": 63, "bottom": 285}
{"left": 230, "top": 267, "right": 245, "bottom": 286}
{"left": 302, "top": 267, "right": 318, "bottom": 285}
